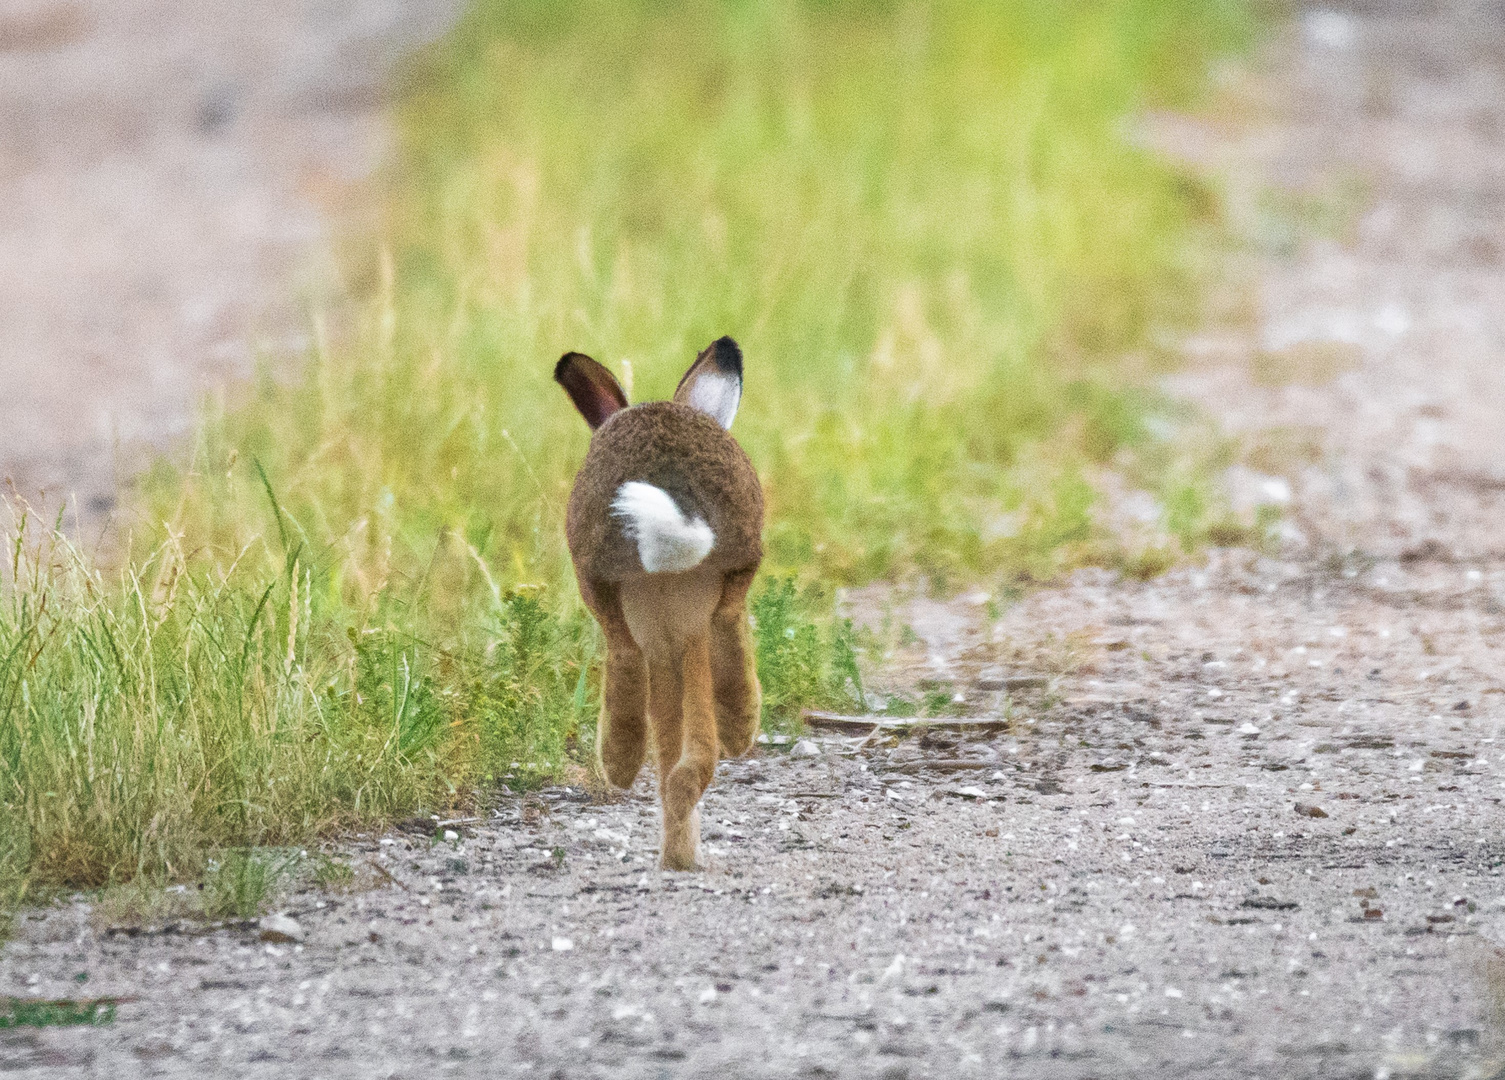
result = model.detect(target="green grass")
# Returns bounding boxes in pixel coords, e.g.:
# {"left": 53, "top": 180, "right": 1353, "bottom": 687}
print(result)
{"left": 155, "top": 0, "right": 1249, "bottom": 587}
{"left": 752, "top": 578, "right": 865, "bottom": 729}
{"left": 0, "top": 996, "right": 117, "bottom": 1030}
{"left": 0, "top": 516, "right": 591, "bottom": 907}
{"left": 202, "top": 848, "right": 301, "bottom": 920}
{"left": 1, "top": 0, "right": 1253, "bottom": 906}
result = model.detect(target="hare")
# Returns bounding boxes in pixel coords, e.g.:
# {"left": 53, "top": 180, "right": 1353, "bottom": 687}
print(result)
{"left": 555, "top": 336, "right": 764, "bottom": 870}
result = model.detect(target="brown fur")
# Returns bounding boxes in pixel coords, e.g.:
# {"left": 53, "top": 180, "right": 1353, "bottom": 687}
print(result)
{"left": 559, "top": 343, "right": 763, "bottom": 870}
{"left": 564, "top": 402, "right": 763, "bottom": 583}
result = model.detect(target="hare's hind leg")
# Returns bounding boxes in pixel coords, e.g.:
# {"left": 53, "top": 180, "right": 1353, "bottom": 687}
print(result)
{"left": 620, "top": 570, "right": 722, "bottom": 871}
{"left": 710, "top": 568, "right": 760, "bottom": 758}
{"left": 581, "top": 579, "right": 648, "bottom": 789}
{"left": 645, "top": 632, "right": 717, "bottom": 870}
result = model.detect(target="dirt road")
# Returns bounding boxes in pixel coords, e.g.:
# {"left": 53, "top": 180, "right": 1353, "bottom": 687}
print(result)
{"left": 4, "top": 2, "right": 1505, "bottom": 1078}
{"left": 0, "top": 0, "right": 459, "bottom": 523}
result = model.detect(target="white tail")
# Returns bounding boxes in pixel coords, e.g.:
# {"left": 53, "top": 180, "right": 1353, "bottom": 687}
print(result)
{"left": 611, "top": 482, "right": 715, "bottom": 573}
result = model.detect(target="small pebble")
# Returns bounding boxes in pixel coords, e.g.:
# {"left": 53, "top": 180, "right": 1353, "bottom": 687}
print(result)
{"left": 259, "top": 914, "right": 304, "bottom": 944}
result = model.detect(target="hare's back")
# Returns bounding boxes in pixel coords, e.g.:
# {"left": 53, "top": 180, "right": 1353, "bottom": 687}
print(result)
{"left": 566, "top": 402, "right": 763, "bottom": 583}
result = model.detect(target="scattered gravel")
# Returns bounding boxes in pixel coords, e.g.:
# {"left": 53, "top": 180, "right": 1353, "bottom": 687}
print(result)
{"left": 4, "top": 1, "right": 1505, "bottom": 1078}
{"left": 5, "top": 545, "right": 1503, "bottom": 1078}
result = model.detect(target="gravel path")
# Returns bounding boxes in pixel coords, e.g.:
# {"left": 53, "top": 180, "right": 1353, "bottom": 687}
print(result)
{"left": 0, "top": 0, "right": 459, "bottom": 523}
{"left": 5, "top": 2, "right": 1505, "bottom": 1078}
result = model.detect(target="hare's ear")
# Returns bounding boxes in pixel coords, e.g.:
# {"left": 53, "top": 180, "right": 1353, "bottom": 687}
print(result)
{"left": 673, "top": 336, "right": 742, "bottom": 429}
{"left": 555, "top": 352, "right": 629, "bottom": 430}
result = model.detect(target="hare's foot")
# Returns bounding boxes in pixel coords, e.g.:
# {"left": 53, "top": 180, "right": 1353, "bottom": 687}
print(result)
{"left": 710, "top": 587, "right": 760, "bottom": 757}
{"left": 659, "top": 800, "right": 702, "bottom": 872}
{"left": 599, "top": 711, "right": 648, "bottom": 789}
{"left": 582, "top": 582, "right": 649, "bottom": 789}
{"left": 597, "top": 650, "right": 648, "bottom": 788}
{"left": 714, "top": 671, "right": 760, "bottom": 758}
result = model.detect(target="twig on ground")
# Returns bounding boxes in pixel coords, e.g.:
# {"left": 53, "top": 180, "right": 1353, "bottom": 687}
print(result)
{"left": 364, "top": 861, "right": 408, "bottom": 891}
{"left": 878, "top": 759, "right": 996, "bottom": 775}
{"left": 975, "top": 675, "right": 1050, "bottom": 692}
{"left": 803, "top": 710, "right": 1010, "bottom": 735}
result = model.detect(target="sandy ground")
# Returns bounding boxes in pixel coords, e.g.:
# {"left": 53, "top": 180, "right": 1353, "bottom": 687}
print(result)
{"left": 5, "top": 1, "right": 1505, "bottom": 1078}
{"left": 0, "top": 0, "right": 460, "bottom": 524}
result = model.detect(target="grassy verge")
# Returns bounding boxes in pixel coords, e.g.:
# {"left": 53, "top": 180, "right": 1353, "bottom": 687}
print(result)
{"left": 2, "top": 0, "right": 1253, "bottom": 906}
{"left": 0, "top": 516, "right": 592, "bottom": 905}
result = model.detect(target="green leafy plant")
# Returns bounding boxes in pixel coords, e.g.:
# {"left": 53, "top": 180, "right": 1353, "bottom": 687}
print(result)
{"left": 469, "top": 588, "right": 594, "bottom": 788}
{"left": 752, "top": 578, "right": 865, "bottom": 729}
{"left": 311, "top": 855, "right": 356, "bottom": 891}
{"left": 202, "top": 848, "right": 300, "bottom": 920}
{"left": 0, "top": 997, "right": 117, "bottom": 1030}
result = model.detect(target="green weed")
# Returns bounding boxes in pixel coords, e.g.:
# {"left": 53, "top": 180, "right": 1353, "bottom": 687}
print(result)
{"left": 202, "top": 849, "right": 299, "bottom": 920}
{"left": 0, "top": 997, "right": 117, "bottom": 1029}
{"left": 0, "top": 509, "right": 580, "bottom": 900}
{"left": 469, "top": 588, "right": 594, "bottom": 787}
{"left": 752, "top": 578, "right": 865, "bottom": 730}
{"left": 311, "top": 855, "right": 356, "bottom": 891}
{"left": 922, "top": 688, "right": 956, "bottom": 717}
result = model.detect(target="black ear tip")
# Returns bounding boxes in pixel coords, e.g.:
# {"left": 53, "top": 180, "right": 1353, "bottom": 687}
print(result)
{"left": 710, "top": 336, "right": 742, "bottom": 376}
{"left": 554, "top": 353, "right": 580, "bottom": 383}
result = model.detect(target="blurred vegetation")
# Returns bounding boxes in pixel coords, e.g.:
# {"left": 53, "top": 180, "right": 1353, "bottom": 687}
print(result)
{"left": 752, "top": 578, "right": 865, "bottom": 730}
{"left": 1, "top": 0, "right": 1253, "bottom": 905}
{"left": 159, "top": 0, "right": 1251, "bottom": 586}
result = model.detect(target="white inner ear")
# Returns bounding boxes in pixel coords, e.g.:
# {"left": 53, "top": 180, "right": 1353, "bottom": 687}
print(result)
{"left": 686, "top": 370, "right": 741, "bottom": 429}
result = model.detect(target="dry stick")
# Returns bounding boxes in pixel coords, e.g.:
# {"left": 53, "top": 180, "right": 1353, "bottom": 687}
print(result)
{"left": 881, "top": 759, "right": 996, "bottom": 775}
{"left": 974, "top": 675, "right": 1050, "bottom": 691}
{"left": 364, "top": 860, "right": 409, "bottom": 891}
{"left": 103, "top": 920, "right": 258, "bottom": 939}
{"left": 802, "top": 710, "right": 1011, "bottom": 735}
